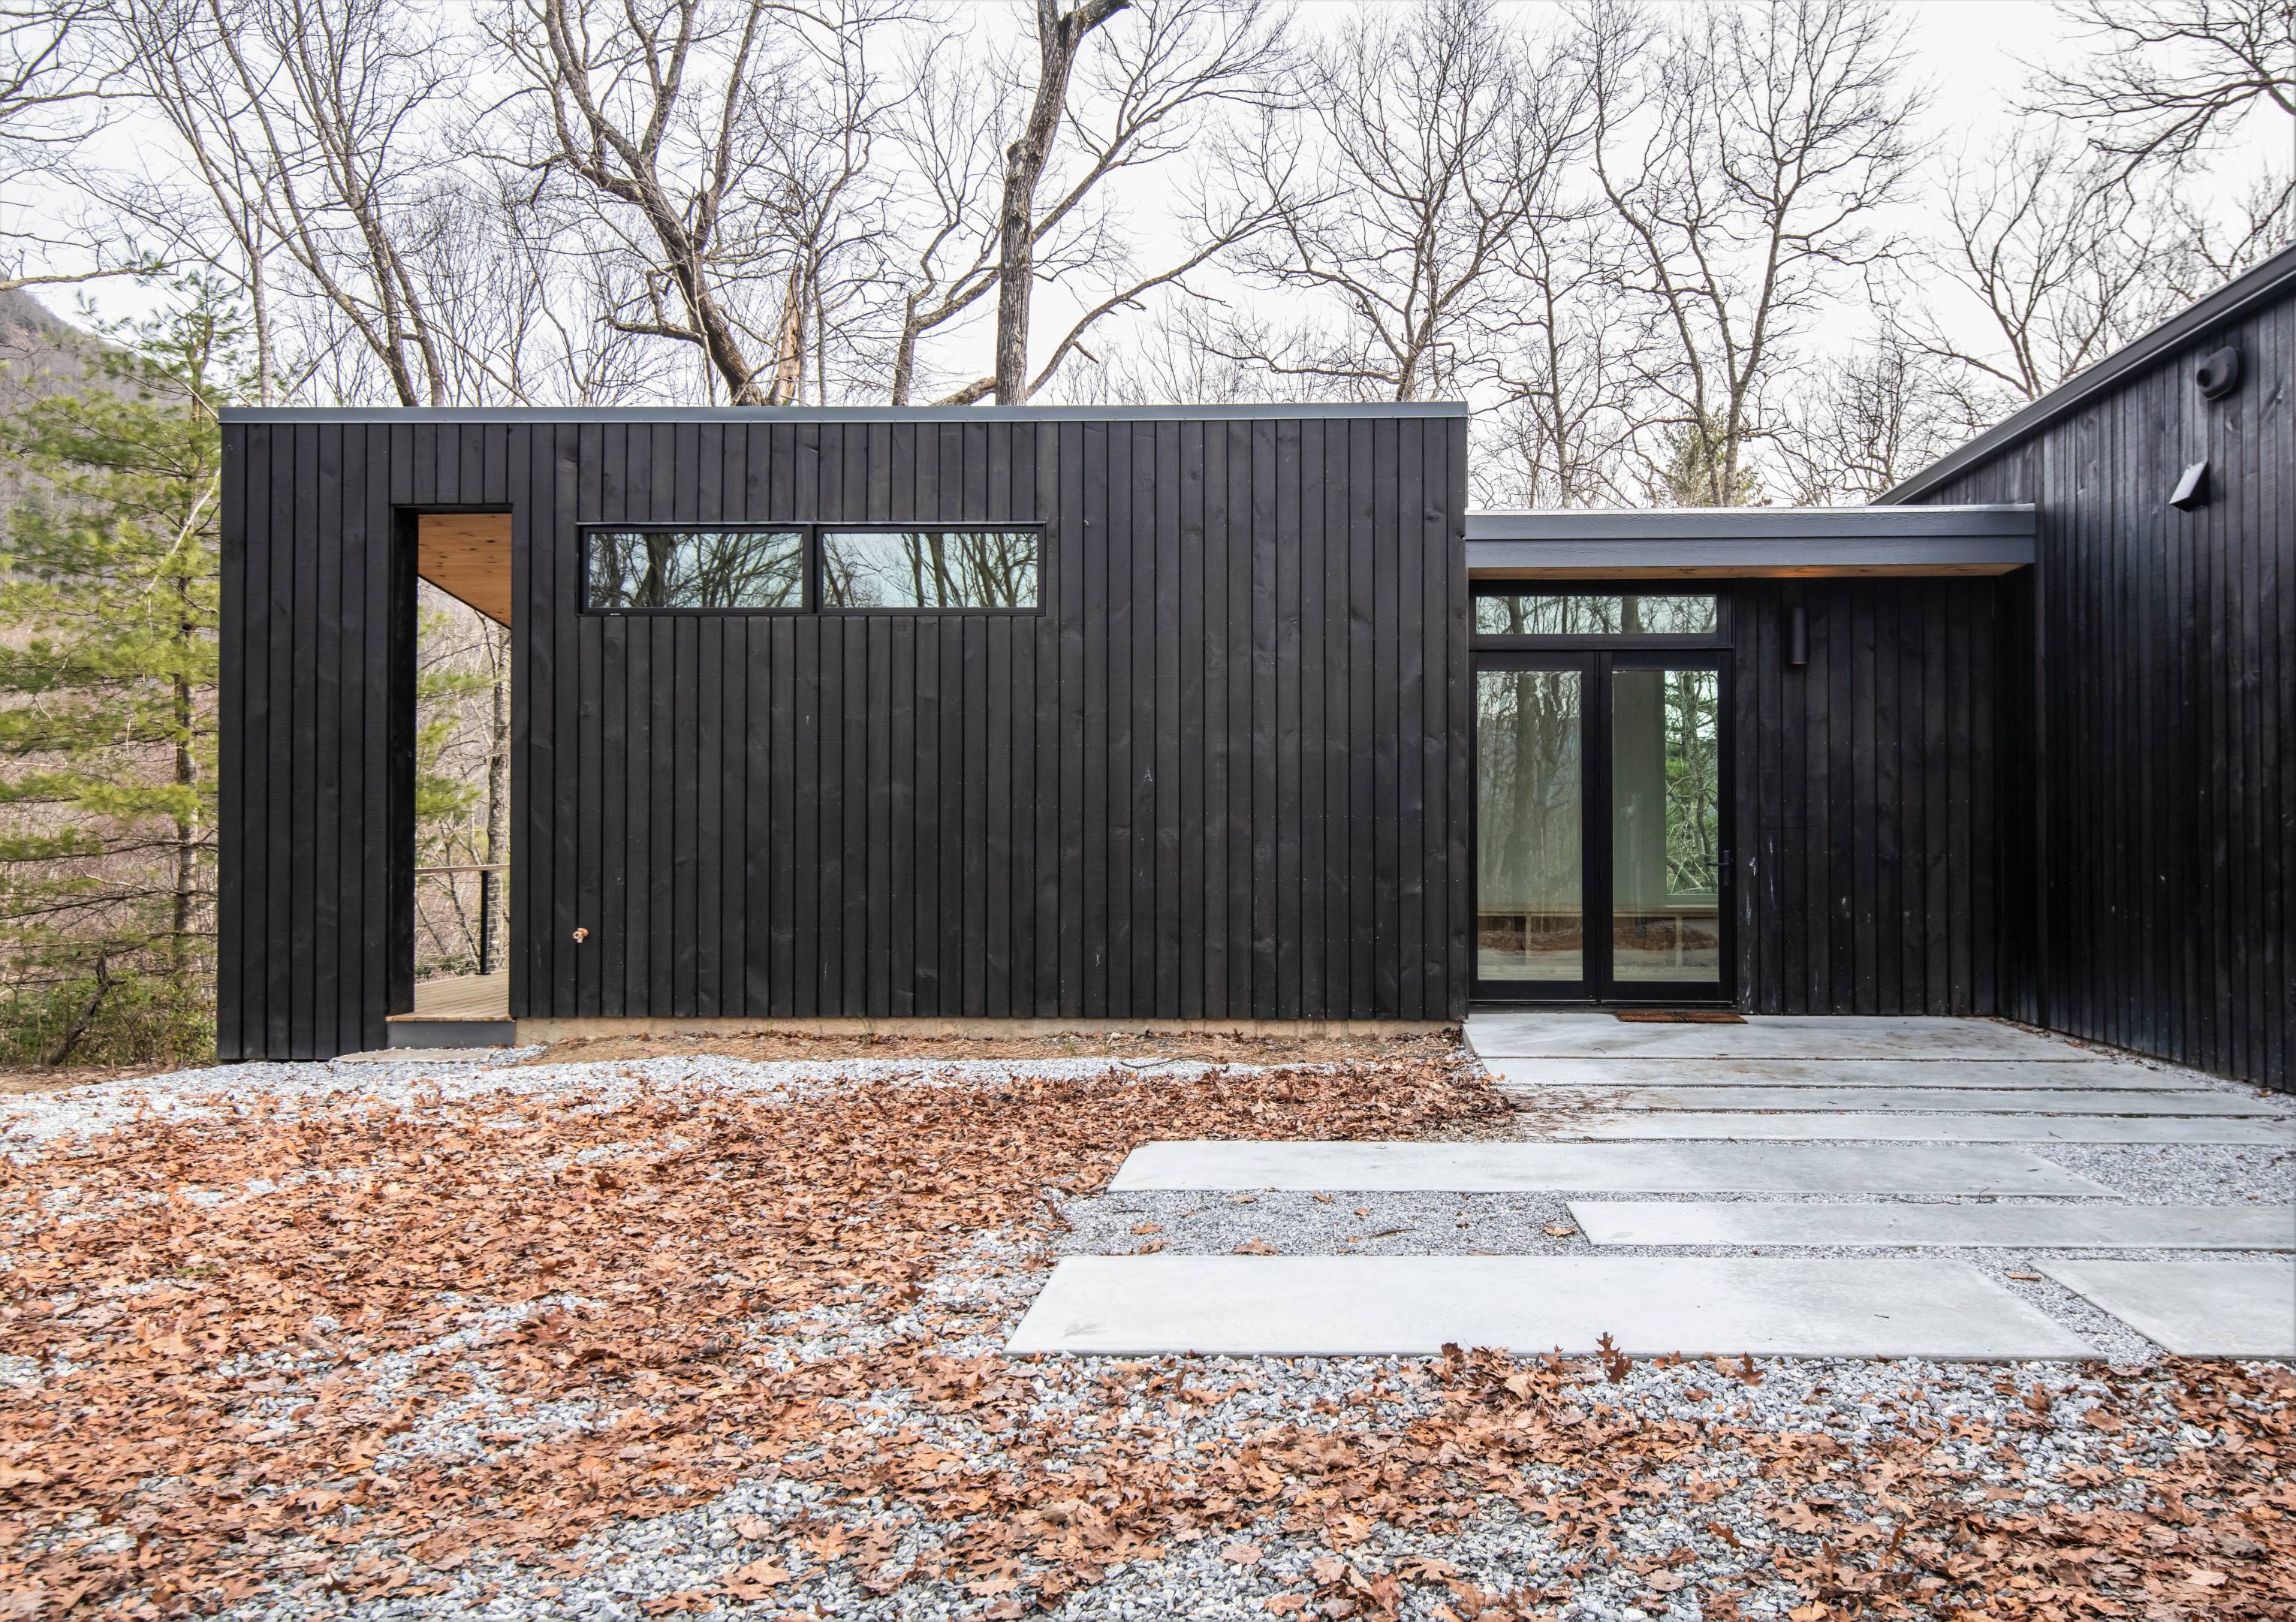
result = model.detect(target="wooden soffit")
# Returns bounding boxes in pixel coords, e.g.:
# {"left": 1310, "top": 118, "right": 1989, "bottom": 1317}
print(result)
{"left": 417, "top": 512, "right": 512, "bottom": 625}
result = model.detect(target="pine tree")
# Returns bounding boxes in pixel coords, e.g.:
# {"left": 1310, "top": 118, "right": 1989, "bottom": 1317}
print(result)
{"left": 1651, "top": 413, "right": 1764, "bottom": 508}
{"left": 0, "top": 281, "right": 237, "bottom": 1064}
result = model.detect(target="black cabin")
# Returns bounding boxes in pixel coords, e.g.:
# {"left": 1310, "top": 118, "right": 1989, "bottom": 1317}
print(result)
{"left": 216, "top": 244, "right": 2293, "bottom": 1093}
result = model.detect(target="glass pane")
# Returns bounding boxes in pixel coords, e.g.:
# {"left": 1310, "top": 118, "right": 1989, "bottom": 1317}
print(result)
{"left": 586, "top": 527, "right": 804, "bottom": 610}
{"left": 1477, "top": 668, "right": 1583, "bottom": 981}
{"left": 821, "top": 529, "right": 1039, "bottom": 608}
{"left": 1474, "top": 594, "right": 1717, "bottom": 636}
{"left": 1612, "top": 668, "right": 1722, "bottom": 982}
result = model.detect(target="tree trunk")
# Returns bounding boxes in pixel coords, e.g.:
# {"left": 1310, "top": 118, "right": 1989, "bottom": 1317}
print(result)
{"left": 249, "top": 243, "right": 275, "bottom": 407}
{"left": 171, "top": 569, "right": 199, "bottom": 978}
{"left": 890, "top": 294, "right": 922, "bottom": 405}
{"left": 993, "top": 0, "right": 1130, "bottom": 404}
{"left": 768, "top": 261, "right": 807, "bottom": 406}
{"left": 172, "top": 674, "right": 196, "bottom": 974}
{"left": 482, "top": 623, "right": 511, "bottom": 974}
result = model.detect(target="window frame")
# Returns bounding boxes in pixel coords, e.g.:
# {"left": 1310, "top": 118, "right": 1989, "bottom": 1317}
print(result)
{"left": 1469, "top": 583, "right": 1732, "bottom": 650}
{"left": 577, "top": 520, "right": 1049, "bottom": 617}
{"left": 814, "top": 523, "right": 1046, "bottom": 617}
{"left": 577, "top": 522, "right": 812, "bottom": 617}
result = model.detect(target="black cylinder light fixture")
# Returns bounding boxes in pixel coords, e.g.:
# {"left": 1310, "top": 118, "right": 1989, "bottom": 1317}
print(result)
{"left": 1787, "top": 603, "right": 1809, "bottom": 668}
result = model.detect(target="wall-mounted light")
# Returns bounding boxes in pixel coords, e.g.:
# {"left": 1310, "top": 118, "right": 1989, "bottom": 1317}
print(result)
{"left": 2170, "top": 461, "right": 2209, "bottom": 511}
{"left": 1787, "top": 603, "right": 1809, "bottom": 667}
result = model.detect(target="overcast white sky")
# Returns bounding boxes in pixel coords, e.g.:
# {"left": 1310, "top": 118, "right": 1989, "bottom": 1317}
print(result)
{"left": 26, "top": 0, "right": 2291, "bottom": 396}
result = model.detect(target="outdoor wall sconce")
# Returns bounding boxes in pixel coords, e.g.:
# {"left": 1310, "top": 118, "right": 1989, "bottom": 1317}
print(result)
{"left": 1787, "top": 603, "right": 1809, "bottom": 667}
{"left": 2170, "top": 461, "right": 2210, "bottom": 511}
{"left": 2196, "top": 345, "right": 2242, "bottom": 399}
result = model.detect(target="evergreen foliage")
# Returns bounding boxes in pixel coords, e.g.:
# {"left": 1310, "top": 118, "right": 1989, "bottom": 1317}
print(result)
{"left": 0, "top": 280, "right": 239, "bottom": 1064}
{"left": 1652, "top": 414, "right": 1764, "bottom": 508}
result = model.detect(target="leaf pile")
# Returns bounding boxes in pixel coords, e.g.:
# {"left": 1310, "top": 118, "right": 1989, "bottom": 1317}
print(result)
{"left": 0, "top": 1060, "right": 1490, "bottom": 1614}
{"left": 1, "top": 1057, "right": 2291, "bottom": 1620}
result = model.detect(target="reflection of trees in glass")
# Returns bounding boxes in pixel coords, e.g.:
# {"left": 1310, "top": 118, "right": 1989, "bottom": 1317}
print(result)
{"left": 1662, "top": 668, "right": 1719, "bottom": 894}
{"left": 589, "top": 529, "right": 804, "bottom": 608}
{"left": 1627, "top": 596, "right": 1714, "bottom": 634}
{"left": 821, "top": 529, "right": 1038, "bottom": 607}
{"left": 1477, "top": 670, "right": 1580, "bottom": 909}
{"left": 1473, "top": 594, "right": 1714, "bottom": 635}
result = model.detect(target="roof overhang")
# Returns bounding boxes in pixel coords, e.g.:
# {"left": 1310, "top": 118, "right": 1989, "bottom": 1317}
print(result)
{"left": 216, "top": 401, "right": 1469, "bottom": 424}
{"left": 1464, "top": 505, "right": 2035, "bottom": 578}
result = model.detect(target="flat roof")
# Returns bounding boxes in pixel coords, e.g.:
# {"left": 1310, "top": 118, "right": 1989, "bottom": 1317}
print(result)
{"left": 218, "top": 402, "right": 1469, "bottom": 425}
{"left": 1464, "top": 504, "right": 2035, "bottom": 577}
{"left": 1881, "top": 239, "right": 2296, "bottom": 504}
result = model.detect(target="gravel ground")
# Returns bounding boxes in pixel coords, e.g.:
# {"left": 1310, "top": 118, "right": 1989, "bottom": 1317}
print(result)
{"left": 231, "top": 1220, "right": 2278, "bottom": 1622}
{"left": 9, "top": 1037, "right": 2293, "bottom": 1622}
{"left": 0, "top": 1051, "right": 1287, "bottom": 1152}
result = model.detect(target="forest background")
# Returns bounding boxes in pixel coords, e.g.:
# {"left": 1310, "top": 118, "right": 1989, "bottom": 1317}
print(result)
{"left": 0, "top": 0, "right": 2286, "bottom": 1063}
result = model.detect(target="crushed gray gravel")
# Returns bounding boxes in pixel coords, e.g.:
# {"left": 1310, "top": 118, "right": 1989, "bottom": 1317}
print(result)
{"left": 13, "top": 1034, "right": 2291, "bottom": 1622}
{"left": 224, "top": 1223, "right": 2281, "bottom": 1622}
{"left": 0, "top": 1051, "right": 1287, "bottom": 1153}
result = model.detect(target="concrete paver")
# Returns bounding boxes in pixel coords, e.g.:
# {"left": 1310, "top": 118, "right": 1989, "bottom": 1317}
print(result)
{"left": 1568, "top": 1201, "right": 2296, "bottom": 1251}
{"left": 1465, "top": 1014, "right": 2093, "bottom": 1062}
{"left": 2040, "top": 1260, "right": 2296, "bottom": 1357}
{"left": 1007, "top": 1255, "right": 2094, "bottom": 1358}
{"left": 1109, "top": 1140, "right": 2109, "bottom": 1195}
{"left": 1502, "top": 1085, "right": 2273, "bottom": 1115}
{"left": 1541, "top": 1112, "right": 2294, "bottom": 1144}
{"left": 1488, "top": 1058, "right": 2204, "bottom": 1090}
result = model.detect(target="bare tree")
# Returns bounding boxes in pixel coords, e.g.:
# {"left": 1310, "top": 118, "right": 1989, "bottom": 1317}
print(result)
{"left": 993, "top": 0, "right": 1129, "bottom": 402}
{"left": 493, "top": 0, "right": 901, "bottom": 406}
{"left": 1482, "top": 216, "right": 1659, "bottom": 508}
{"left": 2164, "top": 166, "right": 2296, "bottom": 291}
{"left": 1, "top": 2, "right": 145, "bottom": 294}
{"left": 100, "top": 0, "right": 475, "bottom": 406}
{"left": 883, "top": 0, "right": 1289, "bottom": 406}
{"left": 1036, "top": 293, "right": 1300, "bottom": 404}
{"left": 2029, "top": 0, "right": 2294, "bottom": 180}
{"left": 876, "top": 32, "right": 1012, "bottom": 403}
{"left": 710, "top": 4, "right": 911, "bottom": 408}
{"left": 1773, "top": 324, "right": 1966, "bottom": 503}
{"left": 1583, "top": 0, "right": 1925, "bottom": 505}
{"left": 1904, "top": 130, "right": 2190, "bottom": 415}
{"left": 1219, "top": 0, "right": 1587, "bottom": 402}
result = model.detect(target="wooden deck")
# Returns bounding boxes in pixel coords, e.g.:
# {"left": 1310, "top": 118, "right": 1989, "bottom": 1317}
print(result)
{"left": 391, "top": 972, "right": 510, "bottom": 1022}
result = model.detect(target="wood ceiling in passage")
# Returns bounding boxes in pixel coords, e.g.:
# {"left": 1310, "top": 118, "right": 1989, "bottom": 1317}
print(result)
{"left": 417, "top": 512, "right": 512, "bottom": 625}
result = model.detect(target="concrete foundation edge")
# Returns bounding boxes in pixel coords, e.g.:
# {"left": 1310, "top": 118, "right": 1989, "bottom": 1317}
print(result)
{"left": 515, "top": 1016, "right": 1457, "bottom": 1043}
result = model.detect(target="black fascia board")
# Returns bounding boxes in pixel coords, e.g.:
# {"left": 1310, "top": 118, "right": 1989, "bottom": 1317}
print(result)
{"left": 219, "top": 401, "right": 1470, "bottom": 425}
{"left": 1465, "top": 505, "right": 2034, "bottom": 541}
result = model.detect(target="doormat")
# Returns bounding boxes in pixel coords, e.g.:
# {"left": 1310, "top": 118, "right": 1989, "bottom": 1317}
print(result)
{"left": 1615, "top": 1009, "right": 1746, "bottom": 1024}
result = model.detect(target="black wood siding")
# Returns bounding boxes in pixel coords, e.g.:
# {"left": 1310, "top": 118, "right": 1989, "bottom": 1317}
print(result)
{"left": 1726, "top": 579, "right": 2006, "bottom": 1017}
{"left": 217, "top": 410, "right": 1472, "bottom": 1059}
{"left": 216, "top": 424, "right": 423, "bottom": 1060}
{"left": 1900, "top": 291, "right": 2293, "bottom": 1092}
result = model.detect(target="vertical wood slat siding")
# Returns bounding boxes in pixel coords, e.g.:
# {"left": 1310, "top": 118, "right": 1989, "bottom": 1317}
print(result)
{"left": 1728, "top": 578, "right": 2002, "bottom": 1018}
{"left": 218, "top": 412, "right": 1472, "bottom": 1057}
{"left": 1905, "top": 291, "right": 2291, "bottom": 1093}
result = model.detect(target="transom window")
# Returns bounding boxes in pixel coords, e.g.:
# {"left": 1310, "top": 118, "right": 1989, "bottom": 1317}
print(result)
{"left": 581, "top": 523, "right": 1041, "bottom": 614}
{"left": 586, "top": 527, "right": 805, "bottom": 611}
{"left": 820, "top": 528, "right": 1038, "bottom": 609}
{"left": 1474, "top": 592, "right": 1719, "bottom": 638}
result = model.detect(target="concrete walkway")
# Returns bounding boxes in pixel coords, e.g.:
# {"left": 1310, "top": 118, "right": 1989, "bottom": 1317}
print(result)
{"left": 1011, "top": 1014, "right": 2296, "bottom": 1361}
{"left": 1010, "top": 1255, "right": 2090, "bottom": 1359}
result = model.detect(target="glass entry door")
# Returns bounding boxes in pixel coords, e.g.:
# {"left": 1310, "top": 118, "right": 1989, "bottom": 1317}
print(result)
{"left": 1475, "top": 652, "right": 1730, "bottom": 1002}
{"left": 1475, "top": 661, "right": 1588, "bottom": 987}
